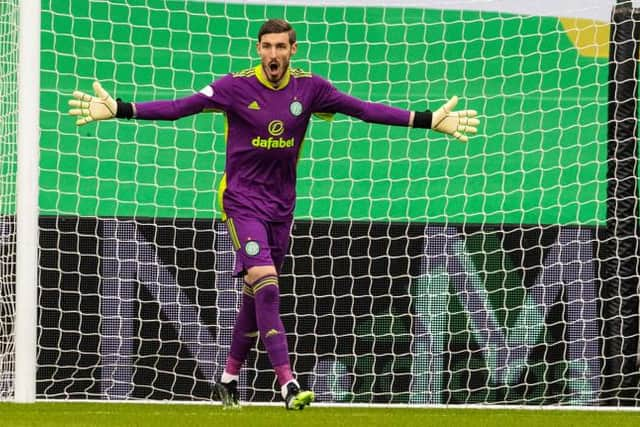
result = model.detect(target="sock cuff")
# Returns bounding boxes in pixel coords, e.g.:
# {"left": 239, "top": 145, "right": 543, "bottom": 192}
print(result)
{"left": 242, "top": 283, "right": 254, "bottom": 297}
{"left": 249, "top": 274, "right": 278, "bottom": 286}
{"left": 251, "top": 275, "right": 279, "bottom": 294}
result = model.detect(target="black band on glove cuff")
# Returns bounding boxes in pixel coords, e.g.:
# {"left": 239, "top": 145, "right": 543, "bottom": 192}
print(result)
{"left": 115, "top": 99, "right": 134, "bottom": 119}
{"left": 413, "top": 111, "right": 432, "bottom": 129}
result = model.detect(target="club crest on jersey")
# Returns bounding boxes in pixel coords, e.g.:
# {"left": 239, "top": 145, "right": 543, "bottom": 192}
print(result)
{"left": 290, "top": 101, "right": 303, "bottom": 117}
{"left": 245, "top": 240, "right": 260, "bottom": 256}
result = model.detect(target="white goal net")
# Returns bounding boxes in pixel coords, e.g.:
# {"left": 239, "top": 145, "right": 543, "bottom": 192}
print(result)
{"left": 3, "top": 0, "right": 634, "bottom": 406}
{"left": 0, "top": 0, "right": 18, "bottom": 400}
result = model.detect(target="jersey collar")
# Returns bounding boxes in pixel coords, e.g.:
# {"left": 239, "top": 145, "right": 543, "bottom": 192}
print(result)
{"left": 255, "top": 65, "right": 291, "bottom": 91}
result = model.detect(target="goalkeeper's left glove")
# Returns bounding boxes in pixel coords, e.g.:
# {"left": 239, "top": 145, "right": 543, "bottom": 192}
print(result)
{"left": 413, "top": 96, "right": 479, "bottom": 143}
{"left": 68, "top": 81, "right": 118, "bottom": 126}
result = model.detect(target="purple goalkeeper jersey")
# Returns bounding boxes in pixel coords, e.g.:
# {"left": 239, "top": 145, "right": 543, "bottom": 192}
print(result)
{"left": 134, "top": 65, "right": 411, "bottom": 220}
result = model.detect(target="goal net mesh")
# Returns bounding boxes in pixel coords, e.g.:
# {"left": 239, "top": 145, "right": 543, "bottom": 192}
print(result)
{"left": 3, "top": 0, "right": 616, "bottom": 405}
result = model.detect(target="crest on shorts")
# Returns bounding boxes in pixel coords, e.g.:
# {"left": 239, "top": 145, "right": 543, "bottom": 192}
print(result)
{"left": 290, "top": 100, "right": 303, "bottom": 117}
{"left": 244, "top": 240, "right": 260, "bottom": 256}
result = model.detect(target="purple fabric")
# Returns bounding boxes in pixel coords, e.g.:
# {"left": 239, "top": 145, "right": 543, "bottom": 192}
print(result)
{"left": 311, "top": 77, "right": 411, "bottom": 126}
{"left": 273, "top": 364, "right": 294, "bottom": 387}
{"left": 130, "top": 66, "right": 412, "bottom": 221}
{"left": 253, "top": 276, "right": 290, "bottom": 369}
{"left": 224, "top": 356, "right": 243, "bottom": 376}
{"left": 225, "top": 215, "right": 292, "bottom": 276}
{"left": 134, "top": 93, "right": 210, "bottom": 120}
{"left": 228, "top": 290, "right": 257, "bottom": 366}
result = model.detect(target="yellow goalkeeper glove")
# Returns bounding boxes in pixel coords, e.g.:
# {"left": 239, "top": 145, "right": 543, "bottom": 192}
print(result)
{"left": 431, "top": 96, "right": 479, "bottom": 143}
{"left": 68, "top": 81, "right": 118, "bottom": 126}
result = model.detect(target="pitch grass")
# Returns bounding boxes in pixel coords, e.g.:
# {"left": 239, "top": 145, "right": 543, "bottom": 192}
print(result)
{"left": 1, "top": 402, "right": 640, "bottom": 427}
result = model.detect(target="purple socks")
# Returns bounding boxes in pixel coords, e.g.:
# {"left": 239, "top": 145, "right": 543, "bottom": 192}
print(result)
{"left": 224, "top": 275, "right": 294, "bottom": 386}
{"left": 227, "top": 282, "right": 258, "bottom": 371}
{"left": 253, "top": 276, "right": 291, "bottom": 379}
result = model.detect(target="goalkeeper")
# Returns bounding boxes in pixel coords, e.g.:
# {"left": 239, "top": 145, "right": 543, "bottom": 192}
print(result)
{"left": 68, "top": 18, "right": 479, "bottom": 410}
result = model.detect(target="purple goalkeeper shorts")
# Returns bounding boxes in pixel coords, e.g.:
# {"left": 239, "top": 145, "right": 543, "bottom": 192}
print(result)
{"left": 224, "top": 215, "right": 292, "bottom": 276}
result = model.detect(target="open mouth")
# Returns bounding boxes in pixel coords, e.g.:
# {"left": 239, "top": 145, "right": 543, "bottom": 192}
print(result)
{"left": 269, "top": 62, "right": 279, "bottom": 73}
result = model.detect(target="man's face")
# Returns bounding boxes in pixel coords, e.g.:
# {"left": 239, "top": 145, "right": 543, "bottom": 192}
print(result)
{"left": 257, "top": 32, "right": 297, "bottom": 84}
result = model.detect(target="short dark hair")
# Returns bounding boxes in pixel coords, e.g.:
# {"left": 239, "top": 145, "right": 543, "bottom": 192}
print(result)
{"left": 258, "top": 19, "right": 296, "bottom": 45}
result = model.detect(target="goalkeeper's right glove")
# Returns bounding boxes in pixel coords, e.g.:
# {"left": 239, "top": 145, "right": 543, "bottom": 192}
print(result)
{"left": 68, "top": 81, "right": 123, "bottom": 126}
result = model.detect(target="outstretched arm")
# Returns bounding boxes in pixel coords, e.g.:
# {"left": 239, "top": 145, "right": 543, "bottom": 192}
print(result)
{"left": 312, "top": 78, "right": 479, "bottom": 142}
{"left": 68, "top": 81, "right": 216, "bottom": 126}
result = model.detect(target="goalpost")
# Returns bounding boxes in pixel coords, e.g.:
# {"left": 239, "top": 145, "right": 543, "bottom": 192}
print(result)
{"left": 0, "top": 0, "right": 17, "bottom": 400}
{"left": 1, "top": 0, "right": 39, "bottom": 402}
{"left": 1, "top": 0, "right": 639, "bottom": 406}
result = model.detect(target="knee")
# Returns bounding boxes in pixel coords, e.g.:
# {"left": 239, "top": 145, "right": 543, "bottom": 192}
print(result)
{"left": 254, "top": 282, "right": 280, "bottom": 306}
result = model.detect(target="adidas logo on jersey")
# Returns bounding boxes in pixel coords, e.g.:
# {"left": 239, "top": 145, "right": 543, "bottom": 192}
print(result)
{"left": 248, "top": 101, "right": 261, "bottom": 110}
